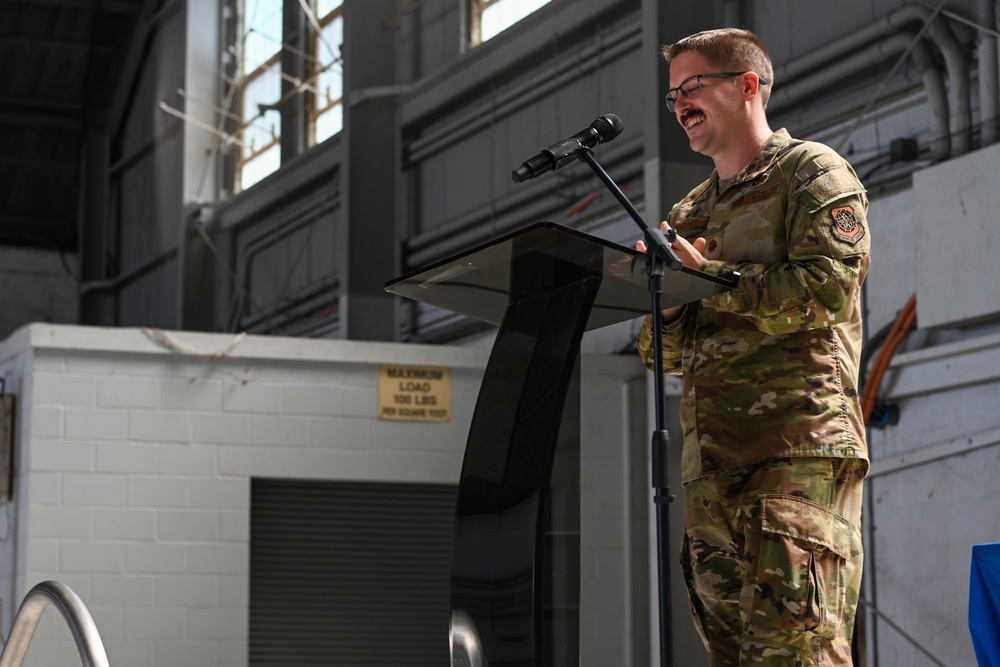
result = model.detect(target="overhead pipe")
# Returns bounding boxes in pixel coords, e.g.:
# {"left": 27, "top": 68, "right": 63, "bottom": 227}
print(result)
{"left": 979, "top": 0, "right": 999, "bottom": 144}
{"left": 771, "top": 4, "right": 969, "bottom": 158}
{"left": 924, "top": 2, "right": 1000, "bottom": 146}
{"left": 774, "top": 5, "right": 955, "bottom": 80}
{"left": 887, "top": 5, "right": 971, "bottom": 155}
{"left": 770, "top": 34, "right": 950, "bottom": 161}
{"left": 911, "top": 36, "right": 952, "bottom": 161}
{"left": 889, "top": 34, "right": 953, "bottom": 162}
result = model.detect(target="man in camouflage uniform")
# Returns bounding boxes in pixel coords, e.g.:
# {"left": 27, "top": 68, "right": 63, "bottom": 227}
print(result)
{"left": 635, "top": 28, "right": 870, "bottom": 666}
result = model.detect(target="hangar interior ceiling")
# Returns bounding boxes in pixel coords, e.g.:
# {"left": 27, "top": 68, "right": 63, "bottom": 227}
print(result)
{"left": 1, "top": 0, "right": 997, "bottom": 342}
{"left": 0, "top": 0, "right": 145, "bottom": 251}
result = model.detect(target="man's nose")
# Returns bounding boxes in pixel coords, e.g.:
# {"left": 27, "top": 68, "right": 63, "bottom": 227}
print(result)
{"left": 674, "top": 95, "right": 693, "bottom": 115}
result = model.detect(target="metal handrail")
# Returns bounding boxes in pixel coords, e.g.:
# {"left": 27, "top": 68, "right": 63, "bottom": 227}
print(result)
{"left": 0, "top": 580, "right": 110, "bottom": 667}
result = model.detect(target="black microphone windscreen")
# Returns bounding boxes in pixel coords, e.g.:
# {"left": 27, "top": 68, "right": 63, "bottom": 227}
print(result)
{"left": 592, "top": 114, "right": 624, "bottom": 143}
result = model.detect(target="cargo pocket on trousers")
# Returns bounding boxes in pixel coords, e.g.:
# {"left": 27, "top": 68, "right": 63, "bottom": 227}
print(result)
{"left": 744, "top": 495, "right": 854, "bottom": 639}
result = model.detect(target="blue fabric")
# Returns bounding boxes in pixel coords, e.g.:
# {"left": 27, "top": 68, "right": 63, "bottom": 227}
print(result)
{"left": 971, "top": 543, "right": 1000, "bottom": 667}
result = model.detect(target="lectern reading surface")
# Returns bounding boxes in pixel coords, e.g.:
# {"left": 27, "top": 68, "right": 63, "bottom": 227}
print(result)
{"left": 387, "top": 222, "right": 734, "bottom": 330}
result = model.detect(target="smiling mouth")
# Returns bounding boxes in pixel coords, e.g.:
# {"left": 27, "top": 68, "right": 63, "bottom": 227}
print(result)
{"left": 682, "top": 112, "right": 705, "bottom": 130}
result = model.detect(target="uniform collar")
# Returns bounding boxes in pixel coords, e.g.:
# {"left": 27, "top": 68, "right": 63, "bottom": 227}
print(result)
{"left": 679, "top": 129, "right": 792, "bottom": 216}
{"left": 703, "top": 128, "right": 792, "bottom": 201}
{"left": 730, "top": 128, "right": 793, "bottom": 186}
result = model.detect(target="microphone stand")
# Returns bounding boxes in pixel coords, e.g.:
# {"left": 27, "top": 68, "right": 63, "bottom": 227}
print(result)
{"left": 577, "top": 147, "right": 679, "bottom": 667}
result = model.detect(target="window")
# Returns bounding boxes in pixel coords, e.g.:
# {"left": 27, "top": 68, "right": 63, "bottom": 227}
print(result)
{"left": 239, "top": 0, "right": 283, "bottom": 190}
{"left": 233, "top": 0, "right": 344, "bottom": 192}
{"left": 313, "top": 0, "right": 344, "bottom": 143}
{"left": 470, "top": 0, "right": 552, "bottom": 46}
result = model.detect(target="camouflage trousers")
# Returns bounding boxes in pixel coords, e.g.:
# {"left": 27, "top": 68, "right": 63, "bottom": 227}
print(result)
{"left": 680, "top": 457, "right": 867, "bottom": 666}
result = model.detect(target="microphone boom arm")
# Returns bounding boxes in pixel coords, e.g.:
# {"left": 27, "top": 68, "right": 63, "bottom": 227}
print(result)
{"left": 577, "top": 144, "right": 681, "bottom": 667}
{"left": 509, "top": 119, "right": 689, "bottom": 667}
{"left": 576, "top": 148, "right": 682, "bottom": 271}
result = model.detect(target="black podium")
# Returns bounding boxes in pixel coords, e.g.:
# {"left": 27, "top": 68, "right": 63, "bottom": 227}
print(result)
{"left": 385, "top": 222, "right": 731, "bottom": 667}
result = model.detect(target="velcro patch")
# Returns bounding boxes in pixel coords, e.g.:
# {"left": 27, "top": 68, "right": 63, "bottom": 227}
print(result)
{"left": 831, "top": 206, "right": 865, "bottom": 245}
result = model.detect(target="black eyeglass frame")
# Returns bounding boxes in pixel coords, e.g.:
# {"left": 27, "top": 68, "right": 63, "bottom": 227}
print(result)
{"left": 664, "top": 71, "right": 770, "bottom": 111}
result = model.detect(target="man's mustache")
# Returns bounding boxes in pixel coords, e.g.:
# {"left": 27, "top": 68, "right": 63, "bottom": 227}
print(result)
{"left": 680, "top": 109, "right": 704, "bottom": 124}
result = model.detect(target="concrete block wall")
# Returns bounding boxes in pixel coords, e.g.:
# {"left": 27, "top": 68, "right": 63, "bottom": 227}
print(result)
{"left": 579, "top": 355, "right": 651, "bottom": 666}
{"left": 1, "top": 324, "right": 487, "bottom": 666}
{"left": 0, "top": 323, "right": 652, "bottom": 666}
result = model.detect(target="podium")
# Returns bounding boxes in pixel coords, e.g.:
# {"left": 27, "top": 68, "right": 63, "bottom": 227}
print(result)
{"left": 385, "top": 222, "right": 733, "bottom": 666}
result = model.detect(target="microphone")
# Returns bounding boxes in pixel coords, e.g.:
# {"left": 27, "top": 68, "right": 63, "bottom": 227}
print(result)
{"left": 511, "top": 113, "right": 624, "bottom": 183}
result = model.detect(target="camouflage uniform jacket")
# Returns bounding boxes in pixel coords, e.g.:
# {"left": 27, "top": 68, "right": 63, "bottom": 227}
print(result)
{"left": 637, "top": 129, "right": 871, "bottom": 483}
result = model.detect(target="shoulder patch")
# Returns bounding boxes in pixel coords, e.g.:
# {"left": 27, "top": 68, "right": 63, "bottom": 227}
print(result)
{"left": 831, "top": 206, "right": 865, "bottom": 245}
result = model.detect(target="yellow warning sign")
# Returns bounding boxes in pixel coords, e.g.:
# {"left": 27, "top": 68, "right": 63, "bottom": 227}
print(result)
{"left": 378, "top": 365, "right": 451, "bottom": 422}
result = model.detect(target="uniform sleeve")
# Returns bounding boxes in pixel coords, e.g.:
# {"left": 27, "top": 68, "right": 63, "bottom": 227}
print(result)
{"left": 698, "top": 152, "right": 871, "bottom": 336}
{"left": 635, "top": 311, "right": 687, "bottom": 374}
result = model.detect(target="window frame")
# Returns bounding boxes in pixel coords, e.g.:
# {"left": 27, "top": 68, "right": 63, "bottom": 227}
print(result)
{"left": 311, "top": 1, "right": 344, "bottom": 144}
{"left": 468, "top": 0, "right": 553, "bottom": 47}
{"left": 236, "top": 51, "right": 283, "bottom": 190}
{"left": 226, "top": 0, "right": 344, "bottom": 195}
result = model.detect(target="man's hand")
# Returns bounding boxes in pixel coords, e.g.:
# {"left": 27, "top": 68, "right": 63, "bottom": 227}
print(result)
{"left": 635, "top": 221, "right": 707, "bottom": 269}
{"left": 635, "top": 222, "right": 708, "bottom": 323}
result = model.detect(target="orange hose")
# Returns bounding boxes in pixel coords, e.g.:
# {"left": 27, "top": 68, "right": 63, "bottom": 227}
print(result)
{"left": 861, "top": 294, "right": 917, "bottom": 423}
{"left": 564, "top": 184, "right": 630, "bottom": 217}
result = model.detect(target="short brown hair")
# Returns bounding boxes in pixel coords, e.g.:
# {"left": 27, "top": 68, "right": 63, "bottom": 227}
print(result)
{"left": 662, "top": 28, "right": 773, "bottom": 107}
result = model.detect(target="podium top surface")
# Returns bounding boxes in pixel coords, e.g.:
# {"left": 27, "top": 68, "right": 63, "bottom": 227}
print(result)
{"left": 385, "top": 222, "right": 736, "bottom": 331}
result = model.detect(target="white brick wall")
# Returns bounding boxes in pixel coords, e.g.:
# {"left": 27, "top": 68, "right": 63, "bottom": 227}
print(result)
{"left": 0, "top": 323, "right": 651, "bottom": 667}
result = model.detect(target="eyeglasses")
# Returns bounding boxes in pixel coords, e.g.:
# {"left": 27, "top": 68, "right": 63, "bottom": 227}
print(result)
{"left": 664, "top": 71, "right": 769, "bottom": 112}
